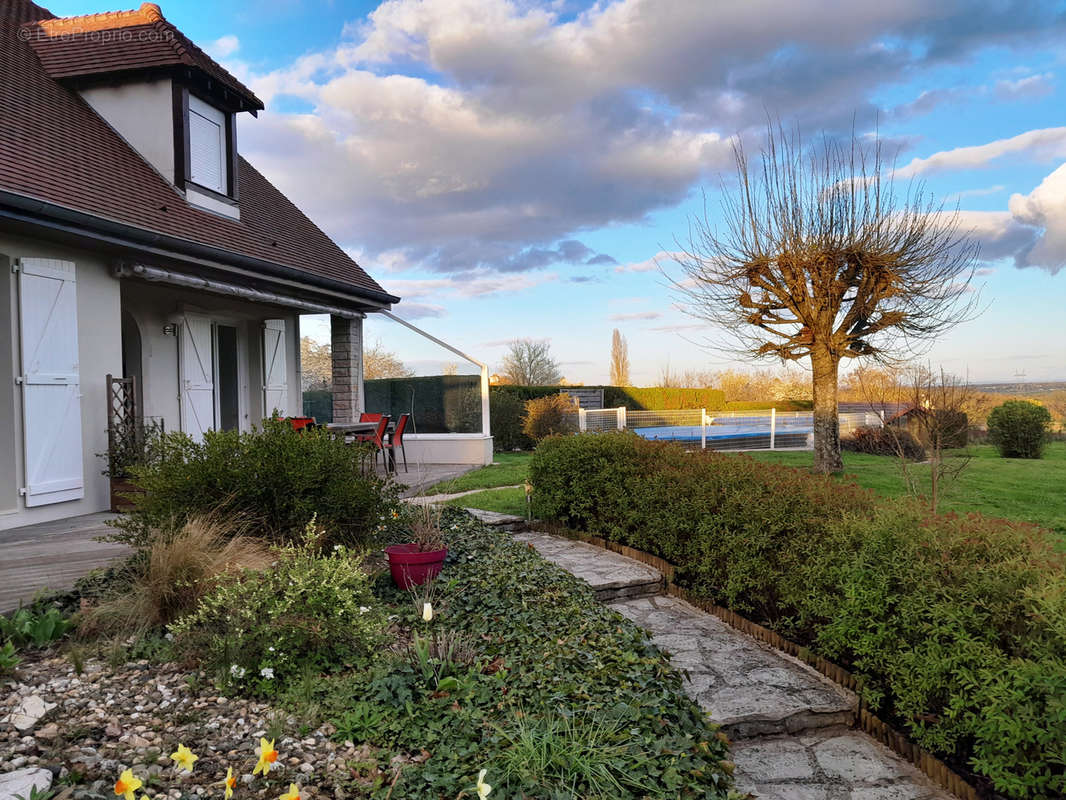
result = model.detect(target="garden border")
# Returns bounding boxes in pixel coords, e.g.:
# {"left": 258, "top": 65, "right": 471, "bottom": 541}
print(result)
{"left": 537, "top": 524, "right": 984, "bottom": 800}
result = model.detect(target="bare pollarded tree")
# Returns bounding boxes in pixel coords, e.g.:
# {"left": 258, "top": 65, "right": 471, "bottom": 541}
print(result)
{"left": 673, "top": 127, "right": 980, "bottom": 473}
{"left": 501, "top": 338, "right": 563, "bottom": 385}
{"left": 609, "top": 329, "right": 630, "bottom": 386}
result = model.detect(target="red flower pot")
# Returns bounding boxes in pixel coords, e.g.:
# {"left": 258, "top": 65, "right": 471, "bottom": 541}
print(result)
{"left": 385, "top": 544, "right": 448, "bottom": 589}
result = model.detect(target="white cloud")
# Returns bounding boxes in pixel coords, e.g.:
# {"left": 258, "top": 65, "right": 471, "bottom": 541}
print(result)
{"left": 236, "top": 0, "right": 1066, "bottom": 282}
{"left": 945, "top": 185, "right": 1005, "bottom": 201}
{"left": 614, "top": 250, "right": 679, "bottom": 273}
{"left": 609, "top": 310, "right": 662, "bottom": 321}
{"left": 1007, "top": 163, "right": 1066, "bottom": 274}
{"left": 206, "top": 34, "right": 240, "bottom": 59}
{"left": 895, "top": 127, "right": 1066, "bottom": 177}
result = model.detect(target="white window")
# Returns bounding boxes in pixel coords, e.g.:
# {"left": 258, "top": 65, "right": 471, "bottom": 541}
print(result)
{"left": 188, "top": 94, "right": 227, "bottom": 194}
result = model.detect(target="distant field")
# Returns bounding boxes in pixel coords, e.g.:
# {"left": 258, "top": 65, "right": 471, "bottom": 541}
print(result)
{"left": 749, "top": 442, "right": 1066, "bottom": 535}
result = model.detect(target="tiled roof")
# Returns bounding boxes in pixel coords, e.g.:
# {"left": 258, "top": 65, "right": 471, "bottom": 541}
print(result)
{"left": 0, "top": 0, "right": 395, "bottom": 305}
{"left": 22, "top": 2, "right": 262, "bottom": 110}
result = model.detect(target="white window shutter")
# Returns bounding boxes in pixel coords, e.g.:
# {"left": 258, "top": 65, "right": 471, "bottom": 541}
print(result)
{"left": 262, "top": 319, "right": 288, "bottom": 417}
{"left": 188, "top": 95, "right": 226, "bottom": 193}
{"left": 179, "top": 313, "right": 215, "bottom": 442}
{"left": 17, "top": 258, "right": 84, "bottom": 507}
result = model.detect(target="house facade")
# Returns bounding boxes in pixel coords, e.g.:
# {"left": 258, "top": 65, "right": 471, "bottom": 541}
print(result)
{"left": 0, "top": 1, "right": 402, "bottom": 530}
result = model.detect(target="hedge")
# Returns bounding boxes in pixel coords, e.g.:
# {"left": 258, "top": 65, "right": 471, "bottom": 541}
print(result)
{"left": 530, "top": 432, "right": 1066, "bottom": 800}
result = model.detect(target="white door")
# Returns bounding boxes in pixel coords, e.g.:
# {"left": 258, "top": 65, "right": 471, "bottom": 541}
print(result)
{"left": 180, "top": 313, "right": 215, "bottom": 441}
{"left": 17, "top": 258, "right": 84, "bottom": 507}
{"left": 262, "top": 319, "right": 288, "bottom": 417}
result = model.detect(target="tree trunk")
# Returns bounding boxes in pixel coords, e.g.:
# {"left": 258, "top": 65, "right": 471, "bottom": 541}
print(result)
{"left": 810, "top": 349, "right": 843, "bottom": 474}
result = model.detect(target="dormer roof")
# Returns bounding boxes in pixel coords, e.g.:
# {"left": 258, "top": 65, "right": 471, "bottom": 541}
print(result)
{"left": 21, "top": 2, "right": 263, "bottom": 112}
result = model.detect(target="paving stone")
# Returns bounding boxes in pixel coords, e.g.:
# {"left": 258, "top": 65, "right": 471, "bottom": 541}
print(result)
{"left": 462, "top": 508, "right": 528, "bottom": 530}
{"left": 0, "top": 767, "right": 52, "bottom": 800}
{"left": 611, "top": 595, "right": 853, "bottom": 737}
{"left": 513, "top": 531, "right": 663, "bottom": 600}
{"left": 814, "top": 732, "right": 911, "bottom": 784}
{"left": 508, "top": 531, "right": 957, "bottom": 799}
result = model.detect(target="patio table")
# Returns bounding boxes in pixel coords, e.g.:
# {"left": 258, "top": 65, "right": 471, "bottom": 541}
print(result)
{"left": 325, "top": 421, "right": 398, "bottom": 471}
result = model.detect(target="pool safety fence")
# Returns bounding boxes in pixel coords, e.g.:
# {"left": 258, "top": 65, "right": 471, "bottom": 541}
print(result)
{"left": 573, "top": 407, "right": 885, "bottom": 451}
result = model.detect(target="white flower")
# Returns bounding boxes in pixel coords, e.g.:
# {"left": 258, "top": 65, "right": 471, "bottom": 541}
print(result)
{"left": 260, "top": 668, "right": 275, "bottom": 679}
{"left": 359, "top": 606, "right": 371, "bottom": 614}
{"left": 422, "top": 602, "right": 433, "bottom": 622}
{"left": 164, "top": 632, "right": 174, "bottom": 641}
{"left": 475, "top": 769, "right": 492, "bottom": 799}
{"left": 268, "top": 647, "right": 275, "bottom": 652}
{"left": 229, "top": 665, "right": 246, "bottom": 679}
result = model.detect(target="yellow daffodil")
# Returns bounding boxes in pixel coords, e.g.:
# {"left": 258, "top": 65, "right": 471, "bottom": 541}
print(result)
{"left": 222, "top": 767, "right": 237, "bottom": 800}
{"left": 114, "top": 769, "right": 142, "bottom": 800}
{"left": 170, "top": 743, "right": 198, "bottom": 773}
{"left": 422, "top": 602, "right": 433, "bottom": 622}
{"left": 253, "top": 738, "right": 279, "bottom": 776}
{"left": 279, "top": 784, "right": 301, "bottom": 800}
{"left": 475, "top": 769, "right": 492, "bottom": 799}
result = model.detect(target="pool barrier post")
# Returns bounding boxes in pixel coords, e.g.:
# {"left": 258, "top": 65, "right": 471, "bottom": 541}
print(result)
{"left": 701, "top": 408, "right": 707, "bottom": 450}
{"left": 617, "top": 406, "right": 626, "bottom": 431}
{"left": 770, "top": 407, "right": 776, "bottom": 450}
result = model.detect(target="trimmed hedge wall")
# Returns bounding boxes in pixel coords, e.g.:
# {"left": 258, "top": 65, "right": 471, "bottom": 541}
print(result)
{"left": 530, "top": 432, "right": 1066, "bottom": 800}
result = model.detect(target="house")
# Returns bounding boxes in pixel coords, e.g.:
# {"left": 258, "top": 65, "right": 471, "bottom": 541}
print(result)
{"left": 0, "top": 1, "right": 487, "bottom": 532}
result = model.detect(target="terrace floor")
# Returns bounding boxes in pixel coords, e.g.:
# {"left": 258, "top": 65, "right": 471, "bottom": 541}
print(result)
{"left": 0, "top": 512, "right": 125, "bottom": 613}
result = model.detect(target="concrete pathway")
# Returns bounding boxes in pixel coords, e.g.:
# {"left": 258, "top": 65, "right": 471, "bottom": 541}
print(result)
{"left": 515, "top": 529, "right": 953, "bottom": 800}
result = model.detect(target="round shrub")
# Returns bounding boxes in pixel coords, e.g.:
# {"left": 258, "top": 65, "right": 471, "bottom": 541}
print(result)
{"left": 169, "top": 529, "right": 383, "bottom": 694}
{"left": 111, "top": 418, "right": 401, "bottom": 548}
{"left": 987, "top": 400, "right": 1051, "bottom": 459}
{"left": 521, "top": 394, "right": 578, "bottom": 442}
{"left": 842, "top": 426, "right": 926, "bottom": 460}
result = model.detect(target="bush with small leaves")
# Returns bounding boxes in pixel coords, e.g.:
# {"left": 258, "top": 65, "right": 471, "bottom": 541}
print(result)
{"left": 521, "top": 394, "right": 578, "bottom": 442}
{"left": 987, "top": 400, "right": 1052, "bottom": 459}
{"left": 842, "top": 426, "right": 926, "bottom": 460}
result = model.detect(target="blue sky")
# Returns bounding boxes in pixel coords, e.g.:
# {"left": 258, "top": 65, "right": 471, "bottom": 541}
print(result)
{"left": 52, "top": 0, "right": 1066, "bottom": 383}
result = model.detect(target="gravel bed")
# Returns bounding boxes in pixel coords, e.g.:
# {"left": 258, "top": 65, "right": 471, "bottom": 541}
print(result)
{"left": 1, "top": 654, "right": 381, "bottom": 800}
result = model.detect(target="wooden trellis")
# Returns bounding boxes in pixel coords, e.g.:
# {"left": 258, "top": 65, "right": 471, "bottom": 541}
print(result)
{"left": 106, "top": 373, "right": 140, "bottom": 457}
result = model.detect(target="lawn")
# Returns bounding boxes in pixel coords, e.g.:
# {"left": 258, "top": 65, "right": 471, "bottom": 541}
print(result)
{"left": 425, "top": 451, "right": 531, "bottom": 494}
{"left": 444, "top": 485, "right": 528, "bottom": 516}
{"left": 748, "top": 441, "right": 1066, "bottom": 534}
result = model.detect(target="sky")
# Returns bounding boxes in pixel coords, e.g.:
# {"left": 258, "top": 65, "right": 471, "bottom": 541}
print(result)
{"left": 51, "top": 0, "right": 1066, "bottom": 384}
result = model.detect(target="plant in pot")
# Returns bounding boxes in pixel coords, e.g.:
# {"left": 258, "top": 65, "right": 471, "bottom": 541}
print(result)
{"left": 385, "top": 505, "right": 447, "bottom": 589}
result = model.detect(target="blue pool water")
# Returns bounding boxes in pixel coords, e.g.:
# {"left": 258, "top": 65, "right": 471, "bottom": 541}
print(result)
{"left": 633, "top": 415, "right": 813, "bottom": 444}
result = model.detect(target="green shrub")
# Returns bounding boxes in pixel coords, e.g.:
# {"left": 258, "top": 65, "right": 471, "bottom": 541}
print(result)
{"left": 723, "top": 399, "right": 812, "bottom": 411}
{"left": 490, "top": 388, "right": 532, "bottom": 450}
{"left": 170, "top": 527, "right": 383, "bottom": 694}
{"left": 0, "top": 640, "right": 19, "bottom": 674}
{"left": 110, "top": 418, "right": 400, "bottom": 548}
{"left": 521, "top": 394, "right": 578, "bottom": 442}
{"left": 988, "top": 400, "right": 1052, "bottom": 459}
{"left": 530, "top": 432, "right": 1066, "bottom": 798}
{"left": 604, "top": 386, "right": 727, "bottom": 410}
{"left": 842, "top": 426, "right": 926, "bottom": 460}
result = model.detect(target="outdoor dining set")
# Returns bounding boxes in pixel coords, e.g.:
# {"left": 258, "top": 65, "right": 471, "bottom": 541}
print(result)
{"left": 286, "top": 412, "right": 410, "bottom": 473}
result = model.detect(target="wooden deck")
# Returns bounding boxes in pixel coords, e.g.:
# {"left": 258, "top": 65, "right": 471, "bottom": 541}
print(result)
{"left": 0, "top": 512, "right": 128, "bottom": 613}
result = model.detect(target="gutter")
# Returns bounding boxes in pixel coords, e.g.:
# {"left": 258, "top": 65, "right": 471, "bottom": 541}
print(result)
{"left": 0, "top": 189, "right": 401, "bottom": 308}
{"left": 116, "top": 263, "right": 364, "bottom": 319}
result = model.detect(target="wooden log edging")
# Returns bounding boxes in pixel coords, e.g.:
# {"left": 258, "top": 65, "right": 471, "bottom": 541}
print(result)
{"left": 548, "top": 526, "right": 981, "bottom": 800}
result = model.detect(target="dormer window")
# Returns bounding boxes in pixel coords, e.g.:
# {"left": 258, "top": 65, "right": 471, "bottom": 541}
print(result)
{"left": 188, "top": 94, "right": 227, "bottom": 194}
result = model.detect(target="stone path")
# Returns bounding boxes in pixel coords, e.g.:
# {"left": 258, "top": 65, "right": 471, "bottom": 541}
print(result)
{"left": 516, "top": 529, "right": 954, "bottom": 800}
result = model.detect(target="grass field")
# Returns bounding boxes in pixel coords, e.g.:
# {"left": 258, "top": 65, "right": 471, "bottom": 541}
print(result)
{"left": 444, "top": 486, "right": 528, "bottom": 516}
{"left": 440, "top": 443, "right": 1066, "bottom": 535}
{"left": 750, "top": 442, "right": 1066, "bottom": 534}
{"left": 425, "top": 451, "right": 529, "bottom": 494}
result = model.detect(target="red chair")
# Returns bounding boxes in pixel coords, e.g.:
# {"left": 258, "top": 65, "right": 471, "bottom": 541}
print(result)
{"left": 354, "top": 415, "right": 390, "bottom": 468}
{"left": 287, "top": 416, "right": 316, "bottom": 432}
{"left": 381, "top": 413, "right": 409, "bottom": 473}
{"left": 359, "top": 412, "right": 383, "bottom": 422}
